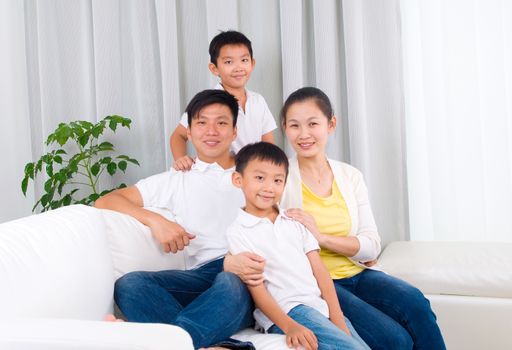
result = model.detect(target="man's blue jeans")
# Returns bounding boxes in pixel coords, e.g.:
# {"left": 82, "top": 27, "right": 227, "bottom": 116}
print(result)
{"left": 268, "top": 304, "right": 370, "bottom": 350}
{"left": 334, "top": 269, "right": 446, "bottom": 350}
{"left": 114, "top": 258, "right": 255, "bottom": 349}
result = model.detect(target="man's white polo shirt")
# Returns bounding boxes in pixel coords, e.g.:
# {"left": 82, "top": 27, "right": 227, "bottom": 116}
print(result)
{"left": 226, "top": 208, "right": 329, "bottom": 331}
{"left": 136, "top": 159, "right": 244, "bottom": 270}
{"left": 179, "top": 83, "right": 277, "bottom": 153}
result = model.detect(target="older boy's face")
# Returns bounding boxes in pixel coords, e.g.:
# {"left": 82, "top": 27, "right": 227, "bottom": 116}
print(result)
{"left": 187, "top": 103, "right": 236, "bottom": 163}
{"left": 232, "top": 159, "right": 286, "bottom": 216}
{"left": 209, "top": 44, "right": 255, "bottom": 90}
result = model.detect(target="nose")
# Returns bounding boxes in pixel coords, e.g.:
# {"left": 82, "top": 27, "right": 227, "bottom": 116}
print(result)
{"left": 205, "top": 122, "right": 218, "bottom": 135}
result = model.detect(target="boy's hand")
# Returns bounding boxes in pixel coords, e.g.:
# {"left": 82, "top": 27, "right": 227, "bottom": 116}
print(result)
{"left": 285, "top": 208, "right": 321, "bottom": 240}
{"left": 284, "top": 322, "right": 318, "bottom": 350}
{"left": 223, "top": 252, "right": 265, "bottom": 286}
{"left": 147, "top": 215, "right": 195, "bottom": 253}
{"left": 173, "top": 155, "right": 195, "bottom": 171}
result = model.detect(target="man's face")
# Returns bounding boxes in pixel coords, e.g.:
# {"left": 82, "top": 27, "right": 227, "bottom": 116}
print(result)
{"left": 209, "top": 44, "right": 255, "bottom": 90}
{"left": 187, "top": 103, "right": 237, "bottom": 163}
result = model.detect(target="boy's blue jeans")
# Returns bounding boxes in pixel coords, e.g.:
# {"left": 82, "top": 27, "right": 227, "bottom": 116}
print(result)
{"left": 114, "top": 258, "right": 255, "bottom": 349}
{"left": 334, "top": 269, "right": 446, "bottom": 350}
{"left": 267, "top": 304, "right": 370, "bottom": 350}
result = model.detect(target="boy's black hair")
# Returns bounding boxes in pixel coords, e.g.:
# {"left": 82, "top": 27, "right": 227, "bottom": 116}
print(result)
{"left": 235, "top": 142, "right": 289, "bottom": 177}
{"left": 280, "top": 87, "right": 334, "bottom": 125}
{"left": 209, "top": 30, "right": 253, "bottom": 66}
{"left": 186, "top": 89, "right": 239, "bottom": 127}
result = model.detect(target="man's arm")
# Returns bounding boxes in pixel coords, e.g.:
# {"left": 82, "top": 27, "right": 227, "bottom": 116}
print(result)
{"left": 95, "top": 186, "right": 194, "bottom": 253}
{"left": 248, "top": 284, "right": 318, "bottom": 350}
{"left": 170, "top": 124, "right": 194, "bottom": 171}
{"left": 306, "top": 250, "right": 351, "bottom": 335}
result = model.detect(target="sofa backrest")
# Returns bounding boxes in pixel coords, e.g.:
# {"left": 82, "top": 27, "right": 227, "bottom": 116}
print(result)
{"left": 0, "top": 205, "right": 115, "bottom": 320}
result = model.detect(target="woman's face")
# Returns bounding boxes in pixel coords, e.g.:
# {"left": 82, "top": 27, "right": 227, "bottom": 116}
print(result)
{"left": 283, "top": 100, "right": 336, "bottom": 159}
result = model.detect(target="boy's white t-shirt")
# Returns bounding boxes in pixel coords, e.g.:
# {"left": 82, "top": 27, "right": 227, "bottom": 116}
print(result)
{"left": 136, "top": 159, "right": 245, "bottom": 270}
{"left": 226, "top": 208, "right": 329, "bottom": 331}
{"left": 179, "top": 83, "right": 277, "bottom": 153}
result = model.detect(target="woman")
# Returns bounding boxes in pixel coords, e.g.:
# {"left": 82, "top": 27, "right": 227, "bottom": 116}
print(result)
{"left": 280, "top": 87, "right": 445, "bottom": 350}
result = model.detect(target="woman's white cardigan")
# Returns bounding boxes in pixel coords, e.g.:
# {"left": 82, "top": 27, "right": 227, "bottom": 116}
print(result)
{"left": 280, "top": 157, "right": 381, "bottom": 263}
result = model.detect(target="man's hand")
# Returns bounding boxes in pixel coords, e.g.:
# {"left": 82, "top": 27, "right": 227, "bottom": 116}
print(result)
{"left": 147, "top": 215, "right": 195, "bottom": 253}
{"left": 284, "top": 322, "right": 318, "bottom": 350}
{"left": 173, "top": 155, "right": 195, "bottom": 171}
{"left": 224, "top": 252, "right": 266, "bottom": 286}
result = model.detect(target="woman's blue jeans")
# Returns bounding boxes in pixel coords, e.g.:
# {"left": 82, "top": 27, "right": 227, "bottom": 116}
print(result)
{"left": 114, "top": 258, "right": 255, "bottom": 349}
{"left": 334, "top": 269, "right": 446, "bottom": 350}
{"left": 268, "top": 304, "right": 370, "bottom": 350}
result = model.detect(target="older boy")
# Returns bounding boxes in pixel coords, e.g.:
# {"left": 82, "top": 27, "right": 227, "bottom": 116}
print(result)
{"left": 227, "top": 142, "right": 369, "bottom": 350}
{"left": 170, "top": 30, "right": 276, "bottom": 170}
{"left": 95, "top": 90, "right": 265, "bottom": 350}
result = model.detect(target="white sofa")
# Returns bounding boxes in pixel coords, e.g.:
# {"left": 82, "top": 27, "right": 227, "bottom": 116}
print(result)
{"left": 1, "top": 205, "right": 511, "bottom": 349}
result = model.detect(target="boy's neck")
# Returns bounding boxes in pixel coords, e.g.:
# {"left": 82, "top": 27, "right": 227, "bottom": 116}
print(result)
{"left": 220, "top": 83, "right": 247, "bottom": 110}
{"left": 244, "top": 204, "right": 279, "bottom": 223}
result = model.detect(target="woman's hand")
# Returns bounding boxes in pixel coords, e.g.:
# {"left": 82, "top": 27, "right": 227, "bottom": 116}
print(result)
{"left": 173, "top": 155, "right": 195, "bottom": 171}
{"left": 285, "top": 208, "right": 322, "bottom": 242}
{"left": 224, "top": 252, "right": 266, "bottom": 286}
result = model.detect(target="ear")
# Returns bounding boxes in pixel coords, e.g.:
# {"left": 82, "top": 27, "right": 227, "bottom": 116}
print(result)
{"left": 208, "top": 62, "right": 219, "bottom": 76}
{"left": 232, "top": 171, "right": 242, "bottom": 188}
{"left": 328, "top": 116, "right": 337, "bottom": 134}
{"left": 232, "top": 125, "right": 238, "bottom": 141}
{"left": 186, "top": 126, "right": 192, "bottom": 141}
{"left": 251, "top": 57, "right": 256, "bottom": 69}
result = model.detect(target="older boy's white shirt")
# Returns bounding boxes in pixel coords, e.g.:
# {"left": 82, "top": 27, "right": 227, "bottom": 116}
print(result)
{"left": 135, "top": 159, "right": 245, "bottom": 270}
{"left": 179, "top": 83, "right": 277, "bottom": 153}
{"left": 226, "top": 208, "right": 329, "bottom": 331}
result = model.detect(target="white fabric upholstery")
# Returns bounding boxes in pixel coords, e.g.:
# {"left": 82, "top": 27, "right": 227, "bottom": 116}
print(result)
{"left": 379, "top": 241, "right": 512, "bottom": 350}
{"left": 0, "top": 205, "right": 115, "bottom": 320}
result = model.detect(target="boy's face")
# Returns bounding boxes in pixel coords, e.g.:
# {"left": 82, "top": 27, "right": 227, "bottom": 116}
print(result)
{"left": 187, "top": 103, "right": 237, "bottom": 163}
{"left": 209, "top": 44, "right": 255, "bottom": 90}
{"left": 232, "top": 159, "right": 286, "bottom": 216}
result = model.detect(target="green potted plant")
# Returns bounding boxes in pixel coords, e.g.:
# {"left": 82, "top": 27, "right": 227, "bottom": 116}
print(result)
{"left": 22, "top": 115, "right": 140, "bottom": 212}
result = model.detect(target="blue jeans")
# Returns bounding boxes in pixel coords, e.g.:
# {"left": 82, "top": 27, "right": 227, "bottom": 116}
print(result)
{"left": 268, "top": 304, "right": 370, "bottom": 350}
{"left": 114, "top": 258, "right": 255, "bottom": 349}
{"left": 334, "top": 269, "right": 446, "bottom": 350}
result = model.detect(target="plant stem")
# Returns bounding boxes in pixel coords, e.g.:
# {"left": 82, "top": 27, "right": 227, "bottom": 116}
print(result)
{"left": 77, "top": 141, "right": 98, "bottom": 194}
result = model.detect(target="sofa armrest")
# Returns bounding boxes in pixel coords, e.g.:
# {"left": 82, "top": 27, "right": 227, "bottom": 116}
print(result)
{"left": 0, "top": 319, "right": 193, "bottom": 350}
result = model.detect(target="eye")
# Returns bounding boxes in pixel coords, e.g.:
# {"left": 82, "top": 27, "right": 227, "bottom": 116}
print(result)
{"left": 275, "top": 179, "right": 284, "bottom": 184}
{"left": 288, "top": 124, "right": 299, "bottom": 129}
{"left": 218, "top": 121, "right": 228, "bottom": 126}
{"left": 255, "top": 176, "right": 264, "bottom": 181}
{"left": 224, "top": 60, "right": 232, "bottom": 65}
{"left": 242, "top": 58, "right": 249, "bottom": 63}
{"left": 309, "top": 122, "right": 318, "bottom": 127}
{"left": 196, "top": 120, "right": 206, "bottom": 126}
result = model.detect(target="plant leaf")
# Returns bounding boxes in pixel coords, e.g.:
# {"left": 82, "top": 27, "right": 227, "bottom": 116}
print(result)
{"left": 107, "top": 162, "right": 117, "bottom": 176}
{"left": 118, "top": 160, "right": 127, "bottom": 172}
{"left": 127, "top": 158, "right": 140, "bottom": 166}
{"left": 21, "top": 177, "right": 29, "bottom": 195}
{"left": 91, "top": 162, "right": 101, "bottom": 176}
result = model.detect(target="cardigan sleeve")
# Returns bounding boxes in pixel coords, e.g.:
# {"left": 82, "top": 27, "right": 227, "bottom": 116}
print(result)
{"left": 348, "top": 168, "right": 381, "bottom": 262}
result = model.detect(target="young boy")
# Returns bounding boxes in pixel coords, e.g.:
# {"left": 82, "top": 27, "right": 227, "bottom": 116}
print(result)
{"left": 227, "top": 142, "right": 370, "bottom": 350}
{"left": 170, "top": 30, "right": 277, "bottom": 171}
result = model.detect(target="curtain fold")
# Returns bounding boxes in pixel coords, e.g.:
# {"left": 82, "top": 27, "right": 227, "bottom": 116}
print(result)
{"left": 1, "top": 0, "right": 406, "bottom": 245}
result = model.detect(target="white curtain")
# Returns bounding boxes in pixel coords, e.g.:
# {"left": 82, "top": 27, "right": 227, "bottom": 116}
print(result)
{"left": 401, "top": 0, "right": 512, "bottom": 242}
{"left": 1, "top": 0, "right": 406, "bottom": 245}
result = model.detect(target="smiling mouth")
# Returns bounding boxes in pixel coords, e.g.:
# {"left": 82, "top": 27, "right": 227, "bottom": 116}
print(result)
{"left": 298, "top": 142, "right": 314, "bottom": 149}
{"left": 204, "top": 141, "right": 220, "bottom": 147}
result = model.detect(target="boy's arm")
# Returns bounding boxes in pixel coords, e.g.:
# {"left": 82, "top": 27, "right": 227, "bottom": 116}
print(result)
{"left": 170, "top": 124, "right": 195, "bottom": 171}
{"left": 95, "top": 186, "right": 194, "bottom": 253}
{"left": 248, "top": 284, "right": 318, "bottom": 350}
{"left": 261, "top": 131, "right": 275, "bottom": 144}
{"left": 306, "top": 250, "right": 351, "bottom": 335}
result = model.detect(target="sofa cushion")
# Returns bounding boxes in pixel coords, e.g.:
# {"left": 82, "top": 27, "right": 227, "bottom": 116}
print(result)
{"left": 378, "top": 241, "right": 512, "bottom": 298}
{"left": 100, "top": 207, "right": 185, "bottom": 278}
{"left": 0, "top": 205, "right": 115, "bottom": 320}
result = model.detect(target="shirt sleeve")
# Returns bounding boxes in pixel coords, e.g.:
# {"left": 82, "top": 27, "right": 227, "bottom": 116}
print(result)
{"left": 135, "top": 170, "right": 179, "bottom": 210}
{"left": 300, "top": 224, "right": 320, "bottom": 254}
{"left": 179, "top": 112, "right": 188, "bottom": 128}
{"left": 259, "top": 97, "right": 277, "bottom": 134}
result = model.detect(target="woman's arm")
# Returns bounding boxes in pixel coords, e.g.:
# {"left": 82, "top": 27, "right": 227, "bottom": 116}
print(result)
{"left": 306, "top": 250, "right": 350, "bottom": 335}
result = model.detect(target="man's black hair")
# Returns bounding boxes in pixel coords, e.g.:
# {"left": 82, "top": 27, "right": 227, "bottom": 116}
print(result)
{"left": 209, "top": 30, "right": 253, "bottom": 66}
{"left": 235, "top": 142, "right": 289, "bottom": 177}
{"left": 186, "top": 89, "right": 238, "bottom": 127}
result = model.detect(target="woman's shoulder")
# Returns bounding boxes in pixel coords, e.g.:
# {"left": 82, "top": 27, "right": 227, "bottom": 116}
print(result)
{"left": 327, "top": 159, "right": 364, "bottom": 179}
